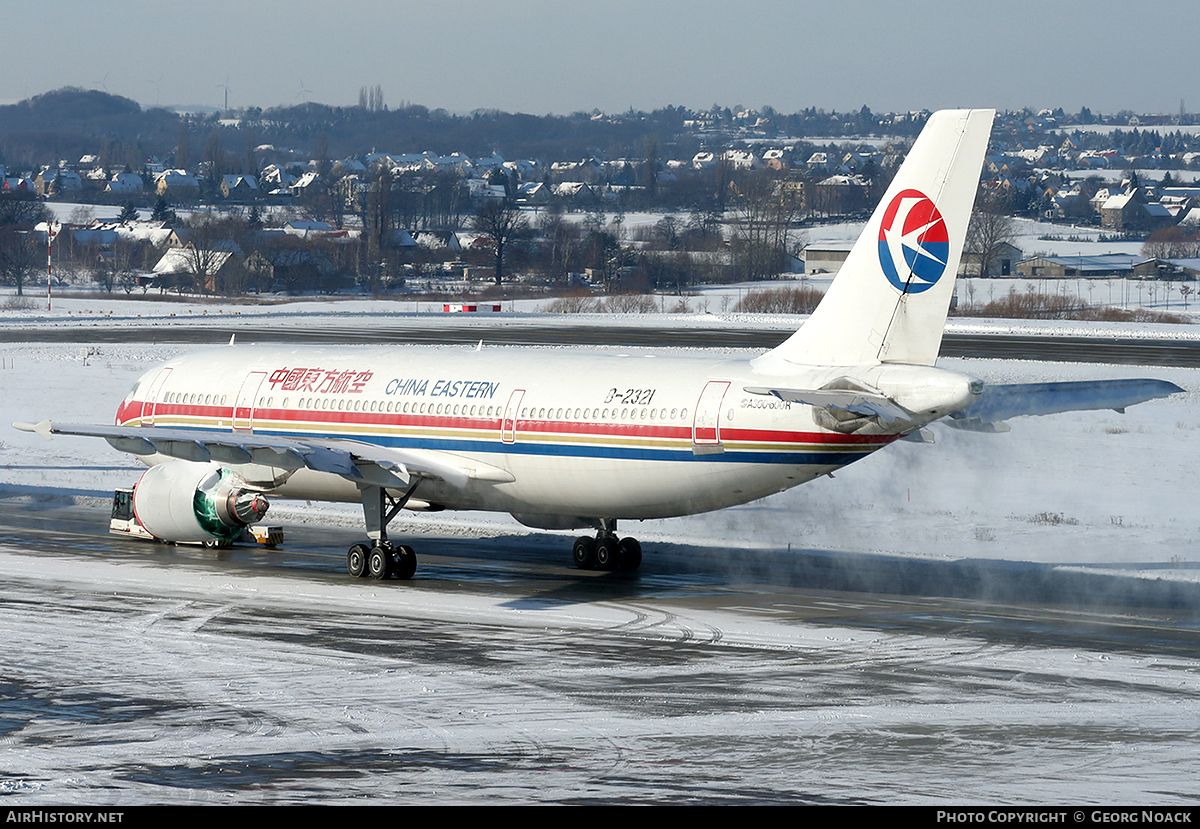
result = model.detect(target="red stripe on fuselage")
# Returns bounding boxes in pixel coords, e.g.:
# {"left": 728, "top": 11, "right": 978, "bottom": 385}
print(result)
{"left": 123, "top": 399, "right": 901, "bottom": 448}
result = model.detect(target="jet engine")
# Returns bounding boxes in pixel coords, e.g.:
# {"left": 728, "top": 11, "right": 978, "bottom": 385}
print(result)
{"left": 130, "top": 461, "right": 270, "bottom": 544}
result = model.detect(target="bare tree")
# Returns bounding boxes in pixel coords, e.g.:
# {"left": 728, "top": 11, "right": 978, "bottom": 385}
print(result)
{"left": 0, "top": 227, "right": 41, "bottom": 297}
{"left": 1142, "top": 226, "right": 1200, "bottom": 260}
{"left": 359, "top": 84, "right": 385, "bottom": 112}
{"left": 174, "top": 217, "right": 248, "bottom": 294}
{"left": 425, "top": 171, "right": 468, "bottom": 231}
{"left": 472, "top": 200, "right": 527, "bottom": 286}
{"left": 363, "top": 166, "right": 393, "bottom": 260}
{"left": 202, "top": 132, "right": 225, "bottom": 188}
{"left": 964, "top": 187, "right": 1017, "bottom": 277}
{"left": 0, "top": 194, "right": 51, "bottom": 226}
{"left": 538, "top": 202, "right": 579, "bottom": 284}
{"left": 92, "top": 239, "right": 142, "bottom": 294}
{"left": 727, "top": 171, "right": 799, "bottom": 281}
{"left": 642, "top": 136, "right": 658, "bottom": 199}
{"left": 68, "top": 205, "right": 95, "bottom": 227}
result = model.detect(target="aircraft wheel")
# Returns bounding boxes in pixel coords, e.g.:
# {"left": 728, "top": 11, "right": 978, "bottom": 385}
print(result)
{"left": 572, "top": 536, "right": 596, "bottom": 570}
{"left": 391, "top": 545, "right": 417, "bottom": 580}
{"left": 347, "top": 543, "right": 369, "bottom": 578}
{"left": 367, "top": 546, "right": 390, "bottom": 580}
{"left": 595, "top": 536, "right": 618, "bottom": 570}
{"left": 617, "top": 537, "right": 642, "bottom": 572}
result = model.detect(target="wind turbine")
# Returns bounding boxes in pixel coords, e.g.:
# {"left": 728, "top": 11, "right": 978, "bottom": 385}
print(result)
{"left": 295, "top": 79, "right": 313, "bottom": 104}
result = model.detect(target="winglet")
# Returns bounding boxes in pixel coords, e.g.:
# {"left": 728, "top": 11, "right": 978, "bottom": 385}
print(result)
{"left": 229, "top": 334, "right": 236, "bottom": 346}
{"left": 12, "top": 419, "right": 54, "bottom": 440}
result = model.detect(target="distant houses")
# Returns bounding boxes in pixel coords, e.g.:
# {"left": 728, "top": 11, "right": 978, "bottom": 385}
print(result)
{"left": 156, "top": 170, "right": 199, "bottom": 199}
{"left": 14, "top": 103, "right": 1200, "bottom": 300}
{"left": 220, "top": 174, "right": 259, "bottom": 199}
{"left": 105, "top": 173, "right": 144, "bottom": 195}
{"left": 34, "top": 169, "right": 83, "bottom": 197}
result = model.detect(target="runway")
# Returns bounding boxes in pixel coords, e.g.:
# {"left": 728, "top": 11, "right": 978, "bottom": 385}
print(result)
{"left": 1, "top": 495, "right": 1198, "bottom": 804}
{"left": 5, "top": 321, "right": 1200, "bottom": 366}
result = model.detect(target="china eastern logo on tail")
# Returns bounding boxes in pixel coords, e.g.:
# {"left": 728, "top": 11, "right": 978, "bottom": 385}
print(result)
{"left": 877, "top": 188, "right": 949, "bottom": 294}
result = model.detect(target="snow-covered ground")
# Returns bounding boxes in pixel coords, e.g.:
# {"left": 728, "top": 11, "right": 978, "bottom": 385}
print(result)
{"left": 3, "top": 535, "right": 1195, "bottom": 805}
{"left": 805, "top": 215, "right": 1156, "bottom": 261}
{"left": 3, "top": 300, "right": 1199, "bottom": 804}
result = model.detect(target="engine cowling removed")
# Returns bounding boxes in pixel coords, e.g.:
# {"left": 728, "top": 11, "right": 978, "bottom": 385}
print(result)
{"left": 132, "top": 461, "right": 269, "bottom": 544}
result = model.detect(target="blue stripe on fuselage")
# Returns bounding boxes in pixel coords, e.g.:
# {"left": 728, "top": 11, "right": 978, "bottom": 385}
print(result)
{"left": 253, "top": 427, "right": 873, "bottom": 466}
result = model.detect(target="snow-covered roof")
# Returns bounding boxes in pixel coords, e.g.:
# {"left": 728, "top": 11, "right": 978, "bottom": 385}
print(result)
{"left": 1151, "top": 257, "right": 1200, "bottom": 271}
{"left": 1177, "top": 207, "right": 1200, "bottom": 226}
{"left": 260, "top": 164, "right": 297, "bottom": 186}
{"left": 152, "top": 247, "right": 234, "bottom": 274}
{"left": 40, "top": 169, "right": 83, "bottom": 187}
{"left": 1101, "top": 192, "right": 1136, "bottom": 210}
{"left": 467, "top": 179, "right": 506, "bottom": 200}
{"left": 158, "top": 170, "right": 199, "bottom": 187}
{"left": 106, "top": 173, "right": 144, "bottom": 194}
{"left": 291, "top": 171, "right": 320, "bottom": 190}
{"left": 1021, "top": 253, "right": 1140, "bottom": 272}
{"left": 553, "top": 182, "right": 590, "bottom": 197}
{"left": 804, "top": 241, "right": 855, "bottom": 253}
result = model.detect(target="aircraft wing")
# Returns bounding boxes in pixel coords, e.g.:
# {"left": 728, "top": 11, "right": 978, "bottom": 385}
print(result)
{"left": 11, "top": 420, "right": 513, "bottom": 489}
{"left": 946, "top": 379, "right": 1184, "bottom": 431}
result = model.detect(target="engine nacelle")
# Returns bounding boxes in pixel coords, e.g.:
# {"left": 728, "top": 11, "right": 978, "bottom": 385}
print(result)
{"left": 132, "top": 461, "right": 269, "bottom": 544}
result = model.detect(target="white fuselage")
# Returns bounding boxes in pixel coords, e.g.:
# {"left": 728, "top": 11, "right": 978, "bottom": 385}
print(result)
{"left": 116, "top": 345, "right": 935, "bottom": 526}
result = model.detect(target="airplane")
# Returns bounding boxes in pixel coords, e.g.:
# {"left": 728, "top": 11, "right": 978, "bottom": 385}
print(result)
{"left": 13, "top": 109, "right": 1182, "bottom": 580}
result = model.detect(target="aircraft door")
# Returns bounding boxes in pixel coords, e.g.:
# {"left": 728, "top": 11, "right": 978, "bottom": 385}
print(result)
{"left": 501, "top": 389, "right": 525, "bottom": 443}
{"left": 233, "top": 371, "right": 267, "bottom": 432}
{"left": 140, "top": 367, "right": 173, "bottom": 426}
{"left": 692, "top": 380, "right": 730, "bottom": 453}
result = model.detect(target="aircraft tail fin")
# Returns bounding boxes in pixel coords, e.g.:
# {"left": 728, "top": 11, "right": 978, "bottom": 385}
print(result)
{"left": 757, "top": 109, "right": 994, "bottom": 370}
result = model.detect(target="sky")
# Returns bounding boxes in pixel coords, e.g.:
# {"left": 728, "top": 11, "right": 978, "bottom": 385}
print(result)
{"left": 4, "top": 0, "right": 1195, "bottom": 117}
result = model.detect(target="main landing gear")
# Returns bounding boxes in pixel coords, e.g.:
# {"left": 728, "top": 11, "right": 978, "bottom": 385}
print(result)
{"left": 347, "top": 483, "right": 419, "bottom": 580}
{"left": 347, "top": 541, "right": 417, "bottom": 581}
{"left": 572, "top": 520, "right": 642, "bottom": 572}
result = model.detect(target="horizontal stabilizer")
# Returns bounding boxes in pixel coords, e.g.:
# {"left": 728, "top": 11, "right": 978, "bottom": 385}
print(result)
{"left": 11, "top": 419, "right": 53, "bottom": 440}
{"left": 744, "top": 385, "right": 912, "bottom": 423}
{"left": 948, "top": 379, "right": 1183, "bottom": 428}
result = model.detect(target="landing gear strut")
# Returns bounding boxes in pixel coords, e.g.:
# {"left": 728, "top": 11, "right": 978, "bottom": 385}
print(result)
{"left": 572, "top": 520, "right": 642, "bottom": 572}
{"left": 347, "top": 483, "right": 419, "bottom": 580}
